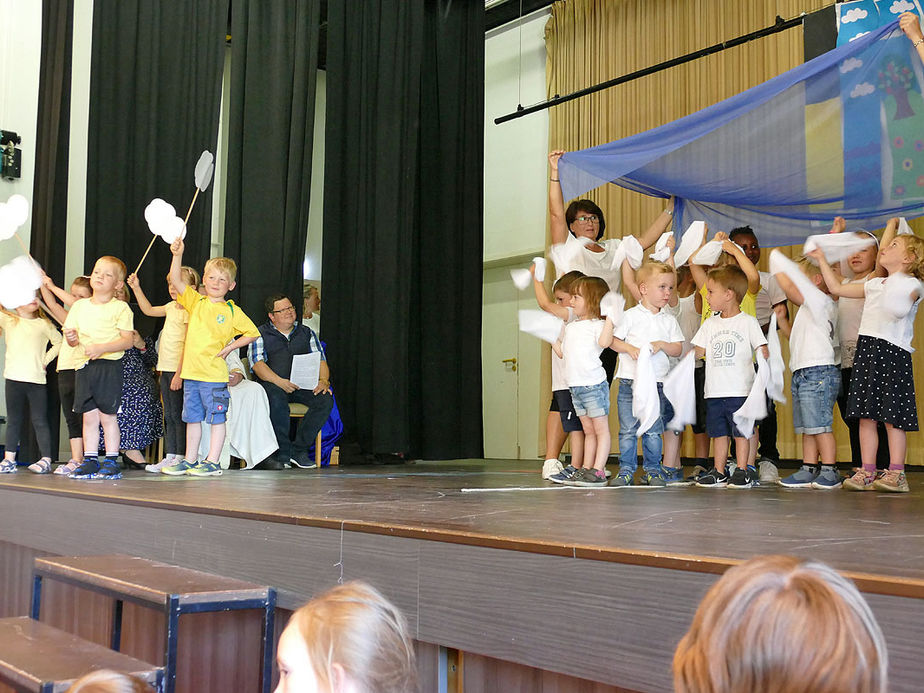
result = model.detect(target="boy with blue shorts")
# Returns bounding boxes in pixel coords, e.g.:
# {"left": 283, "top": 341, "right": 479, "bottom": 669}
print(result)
{"left": 691, "top": 265, "right": 768, "bottom": 489}
{"left": 161, "top": 239, "right": 260, "bottom": 477}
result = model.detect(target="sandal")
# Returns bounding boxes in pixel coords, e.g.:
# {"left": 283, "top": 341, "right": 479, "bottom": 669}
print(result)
{"left": 0, "top": 460, "right": 18, "bottom": 473}
{"left": 28, "top": 459, "right": 52, "bottom": 474}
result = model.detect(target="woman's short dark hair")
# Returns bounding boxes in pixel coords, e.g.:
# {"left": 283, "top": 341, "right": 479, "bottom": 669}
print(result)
{"left": 565, "top": 199, "right": 606, "bottom": 240}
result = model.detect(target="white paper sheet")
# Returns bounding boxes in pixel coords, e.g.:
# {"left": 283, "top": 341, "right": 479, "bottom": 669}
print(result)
{"left": 290, "top": 352, "right": 322, "bottom": 390}
{"left": 633, "top": 345, "right": 661, "bottom": 436}
{"left": 662, "top": 351, "right": 696, "bottom": 431}
{"left": 674, "top": 221, "right": 706, "bottom": 267}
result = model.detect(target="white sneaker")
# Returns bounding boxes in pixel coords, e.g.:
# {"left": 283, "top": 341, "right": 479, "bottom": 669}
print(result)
{"left": 542, "top": 459, "right": 564, "bottom": 479}
{"left": 758, "top": 458, "right": 780, "bottom": 484}
{"left": 145, "top": 458, "right": 175, "bottom": 473}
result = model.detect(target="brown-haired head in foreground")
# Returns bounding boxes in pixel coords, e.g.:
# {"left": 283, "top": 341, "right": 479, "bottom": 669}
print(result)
{"left": 552, "top": 269, "right": 585, "bottom": 295}
{"left": 673, "top": 555, "right": 887, "bottom": 693}
{"left": 66, "top": 670, "right": 154, "bottom": 693}
{"left": 283, "top": 580, "right": 418, "bottom": 693}
{"left": 571, "top": 275, "right": 610, "bottom": 319}
{"left": 706, "top": 265, "right": 748, "bottom": 304}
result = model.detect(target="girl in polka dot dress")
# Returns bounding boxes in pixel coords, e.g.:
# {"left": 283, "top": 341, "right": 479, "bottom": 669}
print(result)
{"left": 812, "top": 219, "right": 924, "bottom": 492}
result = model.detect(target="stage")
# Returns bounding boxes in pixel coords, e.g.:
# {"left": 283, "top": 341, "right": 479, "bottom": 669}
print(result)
{"left": 2, "top": 460, "right": 923, "bottom": 692}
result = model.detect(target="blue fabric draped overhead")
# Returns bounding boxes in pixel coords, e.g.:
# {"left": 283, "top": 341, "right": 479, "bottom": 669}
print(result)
{"left": 559, "top": 20, "right": 924, "bottom": 246}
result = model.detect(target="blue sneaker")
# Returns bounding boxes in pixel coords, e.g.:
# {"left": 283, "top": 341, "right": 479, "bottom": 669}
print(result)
{"left": 93, "top": 459, "right": 122, "bottom": 480}
{"left": 611, "top": 470, "right": 634, "bottom": 487}
{"left": 549, "top": 465, "right": 578, "bottom": 484}
{"left": 161, "top": 459, "right": 197, "bottom": 476}
{"left": 187, "top": 460, "right": 223, "bottom": 477}
{"left": 746, "top": 464, "right": 760, "bottom": 487}
{"left": 643, "top": 469, "right": 666, "bottom": 487}
{"left": 661, "top": 466, "right": 691, "bottom": 486}
{"left": 811, "top": 467, "right": 843, "bottom": 490}
{"left": 70, "top": 458, "right": 100, "bottom": 479}
{"left": 780, "top": 465, "right": 818, "bottom": 488}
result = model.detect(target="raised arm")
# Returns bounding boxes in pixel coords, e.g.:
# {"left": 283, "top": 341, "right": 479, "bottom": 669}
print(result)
{"left": 126, "top": 274, "right": 167, "bottom": 317}
{"left": 808, "top": 250, "right": 865, "bottom": 298}
{"left": 531, "top": 266, "right": 570, "bottom": 320}
{"left": 901, "top": 12, "right": 924, "bottom": 64}
{"left": 169, "top": 239, "right": 189, "bottom": 295}
{"left": 621, "top": 259, "right": 642, "bottom": 302}
{"left": 42, "top": 275, "right": 78, "bottom": 307}
{"left": 722, "top": 239, "right": 760, "bottom": 295}
{"left": 548, "top": 150, "right": 569, "bottom": 246}
{"left": 873, "top": 218, "right": 899, "bottom": 278}
{"left": 637, "top": 197, "right": 675, "bottom": 250}
{"left": 39, "top": 278, "right": 69, "bottom": 325}
{"left": 772, "top": 271, "right": 804, "bottom": 307}
{"left": 688, "top": 228, "right": 713, "bottom": 289}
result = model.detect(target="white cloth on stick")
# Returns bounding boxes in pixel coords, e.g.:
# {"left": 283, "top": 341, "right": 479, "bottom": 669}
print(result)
{"left": 518, "top": 309, "right": 564, "bottom": 344}
{"left": 898, "top": 217, "right": 914, "bottom": 236}
{"left": 633, "top": 344, "right": 661, "bottom": 436}
{"left": 768, "top": 249, "right": 828, "bottom": 320}
{"left": 0, "top": 255, "right": 42, "bottom": 309}
{"left": 533, "top": 257, "right": 547, "bottom": 281}
{"left": 662, "top": 351, "right": 696, "bottom": 431}
{"left": 766, "top": 313, "right": 786, "bottom": 404}
{"left": 510, "top": 268, "right": 531, "bottom": 290}
{"left": 733, "top": 354, "right": 769, "bottom": 438}
{"left": 649, "top": 232, "right": 673, "bottom": 262}
{"left": 674, "top": 221, "right": 706, "bottom": 267}
{"left": 803, "top": 232, "right": 876, "bottom": 265}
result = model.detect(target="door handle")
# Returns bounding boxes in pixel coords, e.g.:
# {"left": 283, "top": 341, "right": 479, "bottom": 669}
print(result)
{"left": 502, "top": 357, "right": 517, "bottom": 372}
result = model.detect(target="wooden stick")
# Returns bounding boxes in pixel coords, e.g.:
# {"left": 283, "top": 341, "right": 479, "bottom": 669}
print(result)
{"left": 13, "top": 232, "right": 29, "bottom": 255}
{"left": 183, "top": 187, "right": 201, "bottom": 225}
{"left": 134, "top": 188, "right": 202, "bottom": 276}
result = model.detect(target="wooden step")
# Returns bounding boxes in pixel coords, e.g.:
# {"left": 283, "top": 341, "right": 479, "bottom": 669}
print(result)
{"left": 0, "top": 616, "right": 162, "bottom": 693}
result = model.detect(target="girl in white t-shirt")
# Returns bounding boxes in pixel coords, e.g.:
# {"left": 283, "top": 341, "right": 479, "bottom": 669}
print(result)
{"left": 813, "top": 223, "right": 924, "bottom": 492}
{"left": 531, "top": 268, "right": 585, "bottom": 483}
{"left": 553, "top": 276, "right": 615, "bottom": 487}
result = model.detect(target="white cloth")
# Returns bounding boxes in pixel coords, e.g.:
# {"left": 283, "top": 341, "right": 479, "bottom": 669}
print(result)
{"left": 898, "top": 217, "right": 914, "bottom": 236}
{"left": 510, "top": 268, "right": 532, "bottom": 290}
{"left": 621, "top": 235, "right": 644, "bottom": 270}
{"left": 803, "top": 232, "right": 876, "bottom": 265}
{"left": 649, "top": 232, "right": 673, "bottom": 263}
{"left": 633, "top": 345, "right": 661, "bottom": 436}
{"left": 550, "top": 234, "right": 623, "bottom": 293}
{"left": 691, "top": 312, "right": 767, "bottom": 398}
{"left": 766, "top": 313, "right": 786, "bottom": 404}
{"left": 858, "top": 275, "right": 923, "bottom": 353}
{"left": 561, "top": 319, "right": 606, "bottom": 387}
{"left": 673, "top": 221, "right": 706, "bottom": 267}
{"left": 768, "top": 249, "right": 829, "bottom": 321}
{"left": 838, "top": 277, "right": 866, "bottom": 368}
{"left": 519, "top": 309, "right": 564, "bottom": 345}
{"left": 550, "top": 308, "right": 575, "bottom": 391}
{"left": 614, "top": 304, "right": 684, "bottom": 381}
{"left": 662, "top": 351, "right": 696, "bottom": 431}
{"left": 532, "top": 257, "right": 547, "bottom": 281}
{"left": 733, "top": 354, "right": 769, "bottom": 438}
{"left": 599, "top": 291, "right": 625, "bottom": 322}
{"left": 199, "top": 351, "right": 279, "bottom": 469}
{"left": 692, "top": 240, "right": 725, "bottom": 266}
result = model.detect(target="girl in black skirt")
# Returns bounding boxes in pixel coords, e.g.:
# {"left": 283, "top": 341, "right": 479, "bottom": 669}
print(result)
{"left": 812, "top": 220, "right": 924, "bottom": 493}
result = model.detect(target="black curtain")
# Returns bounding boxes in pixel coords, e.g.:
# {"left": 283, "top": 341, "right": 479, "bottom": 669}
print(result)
{"left": 223, "top": 0, "right": 320, "bottom": 322}
{"left": 85, "top": 1, "right": 228, "bottom": 307}
{"left": 21, "top": 0, "right": 74, "bottom": 462}
{"left": 324, "top": 0, "right": 484, "bottom": 460}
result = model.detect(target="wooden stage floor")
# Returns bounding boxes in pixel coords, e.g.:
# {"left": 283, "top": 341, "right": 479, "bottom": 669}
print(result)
{"left": 2, "top": 459, "right": 924, "bottom": 692}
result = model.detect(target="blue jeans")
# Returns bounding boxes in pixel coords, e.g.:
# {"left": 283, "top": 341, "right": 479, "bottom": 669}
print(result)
{"left": 617, "top": 379, "right": 669, "bottom": 474}
{"left": 260, "top": 381, "right": 334, "bottom": 459}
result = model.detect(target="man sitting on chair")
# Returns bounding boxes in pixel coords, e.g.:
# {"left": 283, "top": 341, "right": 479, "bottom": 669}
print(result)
{"left": 249, "top": 293, "right": 333, "bottom": 469}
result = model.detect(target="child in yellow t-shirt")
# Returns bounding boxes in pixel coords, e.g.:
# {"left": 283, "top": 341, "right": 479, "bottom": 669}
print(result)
{"left": 127, "top": 266, "right": 201, "bottom": 472}
{"left": 62, "top": 256, "right": 135, "bottom": 479}
{"left": 161, "top": 239, "right": 259, "bottom": 477}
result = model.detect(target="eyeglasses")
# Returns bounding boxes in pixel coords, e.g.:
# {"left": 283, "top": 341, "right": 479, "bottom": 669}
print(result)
{"left": 271, "top": 306, "right": 296, "bottom": 314}
{"left": 575, "top": 215, "right": 599, "bottom": 223}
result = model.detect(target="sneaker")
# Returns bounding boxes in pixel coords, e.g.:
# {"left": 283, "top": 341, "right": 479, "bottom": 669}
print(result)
{"left": 661, "top": 466, "right": 692, "bottom": 487}
{"left": 568, "top": 468, "right": 608, "bottom": 487}
{"left": 843, "top": 468, "right": 877, "bottom": 492}
{"left": 758, "top": 458, "right": 780, "bottom": 484}
{"left": 746, "top": 464, "right": 760, "bottom": 487}
{"left": 145, "top": 457, "right": 176, "bottom": 473}
{"left": 611, "top": 470, "right": 634, "bottom": 487}
{"left": 695, "top": 467, "right": 728, "bottom": 488}
{"left": 187, "top": 460, "right": 223, "bottom": 477}
{"left": 812, "top": 467, "right": 843, "bottom": 490}
{"left": 644, "top": 470, "right": 666, "bottom": 487}
{"left": 27, "top": 459, "right": 52, "bottom": 474}
{"left": 779, "top": 465, "right": 818, "bottom": 488}
{"left": 873, "top": 469, "right": 910, "bottom": 493}
{"left": 94, "top": 459, "right": 122, "bottom": 480}
{"left": 542, "top": 459, "right": 564, "bottom": 479}
{"left": 54, "top": 460, "right": 80, "bottom": 476}
{"left": 161, "top": 459, "right": 197, "bottom": 476}
{"left": 70, "top": 459, "right": 100, "bottom": 479}
{"left": 685, "top": 464, "right": 708, "bottom": 484}
{"left": 0, "top": 460, "right": 17, "bottom": 473}
{"left": 549, "top": 465, "right": 578, "bottom": 484}
{"left": 728, "top": 467, "right": 753, "bottom": 489}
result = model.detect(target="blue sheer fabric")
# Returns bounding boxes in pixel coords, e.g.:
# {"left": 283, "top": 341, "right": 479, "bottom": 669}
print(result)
{"left": 559, "top": 20, "right": 924, "bottom": 246}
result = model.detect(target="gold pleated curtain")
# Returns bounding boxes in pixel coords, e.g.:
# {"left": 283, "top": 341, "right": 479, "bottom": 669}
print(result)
{"left": 544, "top": 0, "right": 924, "bottom": 463}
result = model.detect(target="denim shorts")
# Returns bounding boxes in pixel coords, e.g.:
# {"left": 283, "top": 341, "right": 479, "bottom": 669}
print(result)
{"left": 705, "top": 396, "right": 748, "bottom": 439}
{"left": 569, "top": 381, "right": 611, "bottom": 418}
{"left": 792, "top": 365, "right": 840, "bottom": 434}
{"left": 183, "top": 380, "right": 231, "bottom": 424}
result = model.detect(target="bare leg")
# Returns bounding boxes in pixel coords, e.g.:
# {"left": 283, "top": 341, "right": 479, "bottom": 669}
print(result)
{"left": 578, "top": 416, "right": 596, "bottom": 470}
{"left": 885, "top": 423, "right": 906, "bottom": 470}
{"left": 694, "top": 432, "right": 709, "bottom": 459}
{"left": 545, "top": 411, "right": 567, "bottom": 460}
{"left": 734, "top": 436, "right": 749, "bottom": 470}
{"left": 69, "top": 437, "right": 84, "bottom": 462}
{"left": 123, "top": 449, "right": 146, "bottom": 466}
{"left": 569, "top": 430, "right": 585, "bottom": 470}
{"left": 858, "top": 418, "right": 879, "bottom": 472}
{"left": 802, "top": 434, "right": 818, "bottom": 466}
{"left": 99, "top": 413, "right": 120, "bottom": 454}
{"left": 207, "top": 423, "right": 226, "bottom": 462}
{"left": 816, "top": 432, "right": 836, "bottom": 466}
{"left": 82, "top": 409, "right": 101, "bottom": 454}
{"left": 747, "top": 432, "right": 758, "bottom": 467}
{"left": 713, "top": 436, "right": 729, "bottom": 474}
{"left": 185, "top": 422, "right": 202, "bottom": 462}
{"left": 663, "top": 430, "right": 682, "bottom": 469}
{"left": 591, "top": 416, "right": 610, "bottom": 471}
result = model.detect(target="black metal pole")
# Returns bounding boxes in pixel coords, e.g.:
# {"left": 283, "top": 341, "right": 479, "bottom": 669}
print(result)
{"left": 494, "top": 13, "right": 806, "bottom": 125}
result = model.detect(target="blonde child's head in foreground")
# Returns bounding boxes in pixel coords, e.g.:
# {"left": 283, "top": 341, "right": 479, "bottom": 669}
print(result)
{"left": 167, "top": 266, "right": 201, "bottom": 300}
{"left": 797, "top": 256, "right": 829, "bottom": 293}
{"left": 705, "top": 265, "right": 747, "bottom": 314}
{"left": 65, "top": 669, "right": 154, "bottom": 693}
{"left": 673, "top": 555, "right": 887, "bottom": 693}
{"left": 90, "top": 256, "right": 127, "bottom": 297}
{"left": 275, "top": 581, "right": 418, "bottom": 693}
{"left": 637, "top": 261, "right": 675, "bottom": 309}
{"left": 202, "top": 257, "right": 237, "bottom": 300}
{"left": 569, "top": 275, "right": 609, "bottom": 320}
{"left": 880, "top": 234, "right": 924, "bottom": 280}
{"left": 552, "top": 270, "right": 585, "bottom": 307}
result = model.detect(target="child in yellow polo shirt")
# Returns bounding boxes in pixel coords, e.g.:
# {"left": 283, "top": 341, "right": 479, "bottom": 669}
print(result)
{"left": 161, "top": 239, "right": 259, "bottom": 477}
{"left": 63, "top": 256, "right": 135, "bottom": 479}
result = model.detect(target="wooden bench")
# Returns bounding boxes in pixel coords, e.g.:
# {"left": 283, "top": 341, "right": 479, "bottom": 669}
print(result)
{"left": 31, "top": 556, "right": 276, "bottom": 693}
{"left": 0, "top": 616, "right": 163, "bottom": 693}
